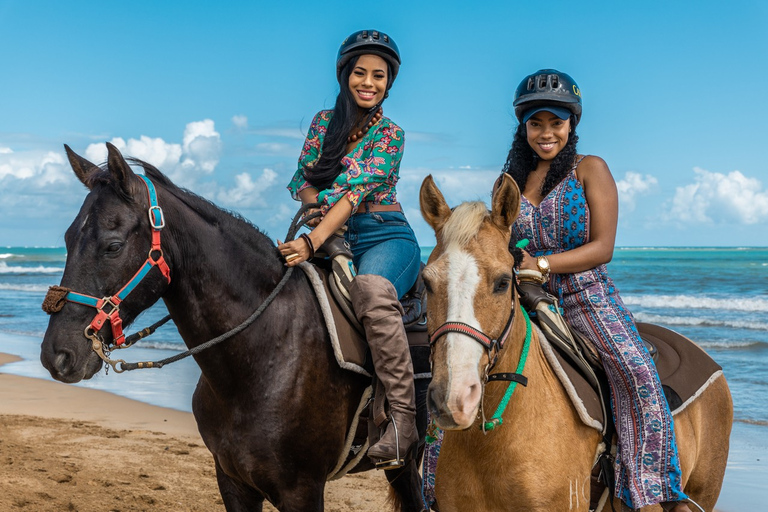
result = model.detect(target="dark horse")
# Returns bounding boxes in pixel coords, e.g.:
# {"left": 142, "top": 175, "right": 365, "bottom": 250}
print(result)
{"left": 40, "top": 143, "right": 427, "bottom": 512}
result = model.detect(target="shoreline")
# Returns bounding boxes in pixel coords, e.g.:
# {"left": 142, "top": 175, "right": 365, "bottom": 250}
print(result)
{"left": 2, "top": 345, "right": 766, "bottom": 510}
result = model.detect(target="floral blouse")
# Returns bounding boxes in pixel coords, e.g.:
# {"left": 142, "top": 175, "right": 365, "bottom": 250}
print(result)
{"left": 287, "top": 110, "right": 405, "bottom": 214}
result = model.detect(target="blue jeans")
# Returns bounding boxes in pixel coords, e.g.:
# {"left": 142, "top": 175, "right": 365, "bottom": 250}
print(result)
{"left": 345, "top": 210, "right": 421, "bottom": 299}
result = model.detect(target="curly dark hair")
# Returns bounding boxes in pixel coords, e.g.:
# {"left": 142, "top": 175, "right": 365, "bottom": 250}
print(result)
{"left": 302, "top": 57, "right": 392, "bottom": 191}
{"left": 501, "top": 117, "right": 579, "bottom": 197}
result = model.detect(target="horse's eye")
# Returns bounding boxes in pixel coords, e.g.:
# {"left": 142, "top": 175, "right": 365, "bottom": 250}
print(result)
{"left": 494, "top": 277, "right": 511, "bottom": 294}
{"left": 106, "top": 242, "right": 123, "bottom": 254}
{"left": 423, "top": 278, "right": 433, "bottom": 294}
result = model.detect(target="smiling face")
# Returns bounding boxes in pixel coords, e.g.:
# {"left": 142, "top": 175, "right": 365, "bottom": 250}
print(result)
{"left": 525, "top": 110, "right": 571, "bottom": 160}
{"left": 348, "top": 54, "right": 388, "bottom": 109}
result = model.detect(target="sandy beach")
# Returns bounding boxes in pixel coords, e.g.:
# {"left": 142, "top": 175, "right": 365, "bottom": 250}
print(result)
{"left": 0, "top": 353, "right": 391, "bottom": 512}
{"left": 1, "top": 349, "right": 763, "bottom": 511}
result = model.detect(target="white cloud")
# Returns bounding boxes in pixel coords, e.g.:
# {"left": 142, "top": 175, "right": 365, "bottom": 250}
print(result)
{"left": 86, "top": 136, "right": 183, "bottom": 171}
{"left": 616, "top": 171, "right": 658, "bottom": 212}
{"left": 668, "top": 167, "right": 768, "bottom": 225}
{"left": 232, "top": 115, "right": 248, "bottom": 130}
{"left": 216, "top": 168, "right": 279, "bottom": 208}
{"left": 82, "top": 120, "right": 222, "bottom": 186}
{"left": 0, "top": 150, "right": 69, "bottom": 184}
{"left": 0, "top": 147, "right": 13, "bottom": 154}
{"left": 180, "top": 120, "right": 221, "bottom": 175}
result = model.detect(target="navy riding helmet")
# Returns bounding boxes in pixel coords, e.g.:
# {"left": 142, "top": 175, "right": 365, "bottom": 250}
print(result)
{"left": 513, "top": 69, "right": 582, "bottom": 125}
{"left": 336, "top": 29, "right": 401, "bottom": 84}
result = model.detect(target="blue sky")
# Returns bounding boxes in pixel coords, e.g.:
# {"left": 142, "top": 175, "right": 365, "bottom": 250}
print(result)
{"left": 1, "top": 1, "right": 767, "bottom": 247}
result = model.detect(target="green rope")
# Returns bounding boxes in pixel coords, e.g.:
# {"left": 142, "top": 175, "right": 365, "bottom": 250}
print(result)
{"left": 483, "top": 305, "right": 532, "bottom": 431}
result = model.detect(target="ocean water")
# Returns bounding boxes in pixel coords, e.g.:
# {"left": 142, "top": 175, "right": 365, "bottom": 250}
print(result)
{"left": 1, "top": 246, "right": 766, "bottom": 510}
{"left": 1, "top": 246, "right": 766, "bottom": 425}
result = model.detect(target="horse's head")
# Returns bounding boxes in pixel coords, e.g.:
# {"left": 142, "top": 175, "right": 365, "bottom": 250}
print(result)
{"left": 420, "top": 174, "right": 521, "bottom": 429}
{"left": 40, "top": 143, "right": 171, "bottom": 383}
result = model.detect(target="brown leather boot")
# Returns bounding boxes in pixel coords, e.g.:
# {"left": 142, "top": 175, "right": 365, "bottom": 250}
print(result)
{"left": 350, "top": 274, "right": 418, "bottom": 469}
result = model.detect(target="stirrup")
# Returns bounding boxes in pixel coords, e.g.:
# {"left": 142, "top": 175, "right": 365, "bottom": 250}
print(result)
{"left": 372, "top": 420, "right": 408, "bottom": 470}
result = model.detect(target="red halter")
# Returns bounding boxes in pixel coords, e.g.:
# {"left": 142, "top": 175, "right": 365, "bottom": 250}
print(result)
{"left": 58, "top": 175, "right": 171, "bottom": 345}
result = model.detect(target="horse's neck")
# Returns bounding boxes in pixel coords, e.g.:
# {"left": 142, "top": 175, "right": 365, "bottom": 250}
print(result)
{"left": 159, "top": 190, "right": 286, "bottom": 353}
{"left": 483, "top": 311, "right": 568, "bottom": 421}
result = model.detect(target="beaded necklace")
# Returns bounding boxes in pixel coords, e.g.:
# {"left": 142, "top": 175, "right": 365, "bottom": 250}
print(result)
{"left": 347, "top": 107, "right": 383, "bottom": 143}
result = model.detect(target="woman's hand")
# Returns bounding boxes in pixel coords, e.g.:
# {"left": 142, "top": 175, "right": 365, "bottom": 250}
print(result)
{"left": 278, "top": 236, "right": 314, "bottom": 267}
{"left": 519, "top": 250, "right": 538, "bottom": 272}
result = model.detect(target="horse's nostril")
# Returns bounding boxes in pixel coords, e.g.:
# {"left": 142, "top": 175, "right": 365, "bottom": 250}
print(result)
{"left": 53, "top": 349, "right": 74, "bottom": 375}
{"left": 427, "top": 386, "right": 442, "bottom": 417}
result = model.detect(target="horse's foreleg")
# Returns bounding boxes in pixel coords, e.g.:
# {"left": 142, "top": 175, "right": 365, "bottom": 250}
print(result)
{"left": 386, "top": 457, "right": 429, "bottom": 512}
{"left": 214, "top": 458, "right": 265, "bottom": 512}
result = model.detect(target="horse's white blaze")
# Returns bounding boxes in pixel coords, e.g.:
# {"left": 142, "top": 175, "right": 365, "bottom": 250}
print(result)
{"left": 442, "top": 248, "right": 485, "bottom": 425}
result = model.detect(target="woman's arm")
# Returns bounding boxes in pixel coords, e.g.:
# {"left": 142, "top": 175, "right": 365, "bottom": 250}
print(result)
{"left": 277, "top": 195, "right": 353, "bottom": 266}
{"left": 519, "top": 155, "right": 618, "bottom": 275}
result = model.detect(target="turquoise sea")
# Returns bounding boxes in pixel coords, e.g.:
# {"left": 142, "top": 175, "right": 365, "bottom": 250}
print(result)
{"left": 1, "top": 246, "right": 766, "bottom": 510}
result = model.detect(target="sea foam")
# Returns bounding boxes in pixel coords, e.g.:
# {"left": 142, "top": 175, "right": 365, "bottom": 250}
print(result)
{"left": 624, "top": 294, "right": 768, "bottom": 313}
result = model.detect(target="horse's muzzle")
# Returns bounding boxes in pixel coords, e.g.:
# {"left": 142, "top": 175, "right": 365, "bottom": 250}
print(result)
{"left": 40, "top": 336, "right": 101, "bottom": 383}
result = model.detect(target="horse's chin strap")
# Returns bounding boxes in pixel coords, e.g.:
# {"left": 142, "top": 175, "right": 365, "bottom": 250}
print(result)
{"left": 42, "top": 175, "right": 171, "bottom": 351}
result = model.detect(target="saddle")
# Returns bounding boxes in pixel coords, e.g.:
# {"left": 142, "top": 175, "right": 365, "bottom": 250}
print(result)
{"left": 516, "top": 271, "right": 723, "bottom": 512}
{"left": 296, "top": 238, "right": 430, "bottom": 480}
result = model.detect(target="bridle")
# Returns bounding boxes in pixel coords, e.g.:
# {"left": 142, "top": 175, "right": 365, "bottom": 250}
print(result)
{"left": 43, "top": 175, "right": 171, "bottom": 368}
{"left": 428, "top": 309, "right": 515, "bottom": 372}
{"left": 428, "top": 286, "right": 531, "bottom": 433}
{"left": 43, "top": 184, "right": 320, "bottom": 374}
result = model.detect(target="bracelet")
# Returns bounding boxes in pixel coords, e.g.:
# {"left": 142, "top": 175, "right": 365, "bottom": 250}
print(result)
{"left": 300, "top": 233, "right": 315, "bottom": 259}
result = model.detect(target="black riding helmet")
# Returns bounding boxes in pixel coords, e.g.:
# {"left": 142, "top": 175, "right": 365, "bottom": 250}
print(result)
{"left": 336, "top": 29, "right": 401, "bottom": 84}
{"left": 513, "top": 69, "right": 582, "bottom": 125}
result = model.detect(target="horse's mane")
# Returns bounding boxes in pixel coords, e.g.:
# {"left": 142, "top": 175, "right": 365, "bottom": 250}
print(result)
{"left": 121, "top": 158, "right": 273, "bottom": 243}
{"left": 440, "top": 201, "right": 488, "bottom": 249}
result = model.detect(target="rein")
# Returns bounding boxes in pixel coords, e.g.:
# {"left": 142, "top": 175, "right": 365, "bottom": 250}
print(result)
{"left": 43, "top": 176, "right": 320, "bottom": 373}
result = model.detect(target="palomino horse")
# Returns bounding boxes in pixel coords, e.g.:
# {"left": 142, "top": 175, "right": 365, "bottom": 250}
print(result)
{"left": 40, "top": 143, "right": 428, "bottom": 512}
{"left": 418, "top": 173, "right": 732, "bottom": 511}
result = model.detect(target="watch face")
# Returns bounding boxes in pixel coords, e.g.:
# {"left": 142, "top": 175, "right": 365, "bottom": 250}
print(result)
{"left": 538, "top": 257, "right": 550, "bottom": 271}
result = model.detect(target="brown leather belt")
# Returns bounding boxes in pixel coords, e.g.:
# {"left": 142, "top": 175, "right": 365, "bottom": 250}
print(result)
{"left": 354, "top": 202, "right": 402, "bottom": 214}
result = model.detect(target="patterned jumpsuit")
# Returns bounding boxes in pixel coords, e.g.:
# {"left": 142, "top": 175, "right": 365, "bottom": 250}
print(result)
{"left": 510, "top": 156, "right": 687, "bottom": 508}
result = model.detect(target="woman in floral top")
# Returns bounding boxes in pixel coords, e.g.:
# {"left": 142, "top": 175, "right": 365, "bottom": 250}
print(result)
{"left": 278, "top": 29, "right": 421, "bottom": 470}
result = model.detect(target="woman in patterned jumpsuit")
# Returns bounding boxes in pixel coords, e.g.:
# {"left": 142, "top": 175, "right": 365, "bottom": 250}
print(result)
{"left": 278, "top": 30, "right": 421, "bottom": 470}
{"left": 503, "top": 69, "right": 692, "bottom": 512}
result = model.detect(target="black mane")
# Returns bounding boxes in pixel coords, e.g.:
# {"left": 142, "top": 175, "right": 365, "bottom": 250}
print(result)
{"left": 125, "top": 158, "right": 276, "bottom": 247}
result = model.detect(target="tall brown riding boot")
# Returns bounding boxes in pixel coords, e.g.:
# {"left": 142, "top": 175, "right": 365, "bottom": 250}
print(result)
{"left": 350, "top": 274, "right": 418, "bottom": 469}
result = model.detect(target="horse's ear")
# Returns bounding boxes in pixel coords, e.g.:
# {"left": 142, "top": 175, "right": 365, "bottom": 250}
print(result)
{"left": 490, "top": 174, "right": 521, "bottom": 231}
{"left": 106, "top": 142, "right": 137, "bottom": 194}
{"left": 420, "top": 175, "right": 452, "bottom": 232}
{"left": 64, "top": 144, "right": 100, "bottom": 189}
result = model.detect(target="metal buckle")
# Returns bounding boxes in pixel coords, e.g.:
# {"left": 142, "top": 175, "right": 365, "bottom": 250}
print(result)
{"left": 99, "top": 297, "right": 119, "bottom": 316}
{"left": 148, "top": 205, "right": 165, "bottom": 229}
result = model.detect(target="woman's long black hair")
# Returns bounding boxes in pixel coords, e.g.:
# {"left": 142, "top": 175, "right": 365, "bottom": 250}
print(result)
{"left": 303, "top": 56, "right": 391, "bottom": 191}
{"left": 501, "top": 117, "right": 579, "bottom": 197}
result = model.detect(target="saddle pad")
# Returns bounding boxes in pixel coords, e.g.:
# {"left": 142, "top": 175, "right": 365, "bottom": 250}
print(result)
{"left": 298, "top": 262, "right": 430, "bottom": 378}
{"left": 539, "top": 323, "right": 724, "bottom": 431}
{"left": 298, "top": 262, "right": 370, "bottom": 376}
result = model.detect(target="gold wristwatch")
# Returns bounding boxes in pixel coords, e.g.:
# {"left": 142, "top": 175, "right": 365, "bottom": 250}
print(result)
{"left": 536, "top": 256, "right": 551, "bottom": 280}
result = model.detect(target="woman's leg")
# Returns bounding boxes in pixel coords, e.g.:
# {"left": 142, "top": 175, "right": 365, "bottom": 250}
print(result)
{"left": 560, "top": 271, "right": 687, "bottom": 508}
{"left": 347, "top": 212, "right": 422, "bottom": 468}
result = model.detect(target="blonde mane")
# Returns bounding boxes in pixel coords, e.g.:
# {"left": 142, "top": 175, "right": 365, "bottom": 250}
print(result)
{"left": 440, "top": 201, "right": 489, "bottom": 249}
